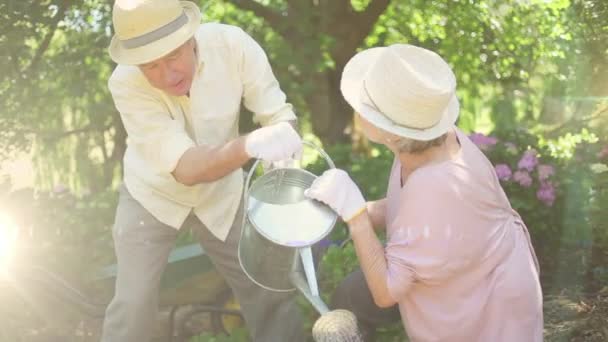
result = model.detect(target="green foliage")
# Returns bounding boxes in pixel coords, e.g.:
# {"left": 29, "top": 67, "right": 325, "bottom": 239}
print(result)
{"left": 469, "top": 127, "right": 608, "bottom": 293}
{"left": 481, "top": 129, "right": 606, "bottom": 249}
{"left": 1, "top": 0, "right": 607, "bottom": 340}
{"left": 1, "top": 0, "right": 120, "bottom": 193}
{"left": 540, "top": 128, "right": 599, "bottom": 159}
{"left": 2, "top": 0, "right": 605, "bottom": 190}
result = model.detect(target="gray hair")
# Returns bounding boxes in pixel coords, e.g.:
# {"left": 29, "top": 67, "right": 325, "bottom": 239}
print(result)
{"left": 393, "top": 133, "right": 448, "bottom": 154}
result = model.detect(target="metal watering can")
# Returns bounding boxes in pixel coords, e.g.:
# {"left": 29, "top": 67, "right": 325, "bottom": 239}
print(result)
{"left": 237, "top": 141, "right": 337, "bottom": 314}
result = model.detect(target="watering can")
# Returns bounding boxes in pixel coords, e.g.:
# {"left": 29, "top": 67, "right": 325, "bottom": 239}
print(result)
{"left": 237, "top": 141, "right": 337, "bottom": 314}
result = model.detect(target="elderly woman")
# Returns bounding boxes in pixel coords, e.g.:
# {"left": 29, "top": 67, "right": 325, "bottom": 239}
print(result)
{"left": 305, "top": 44, "right": 543, "bottom": 341}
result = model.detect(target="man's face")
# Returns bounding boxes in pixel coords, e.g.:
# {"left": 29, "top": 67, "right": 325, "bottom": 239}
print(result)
{"left": 139, "top": 39, "right": 197, "bottom": 96}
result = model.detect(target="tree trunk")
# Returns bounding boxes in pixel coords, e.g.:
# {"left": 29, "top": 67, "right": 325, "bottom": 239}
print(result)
{"left": 306, "top": 67, "right": 353, "bottom": 145}
{"left": 227, "top": 0, "right": 392, "bottom": 145}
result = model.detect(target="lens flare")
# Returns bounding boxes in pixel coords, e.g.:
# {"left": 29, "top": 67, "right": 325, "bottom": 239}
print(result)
{"left": 0, "top": 213, "right": 19, "bottom": 274}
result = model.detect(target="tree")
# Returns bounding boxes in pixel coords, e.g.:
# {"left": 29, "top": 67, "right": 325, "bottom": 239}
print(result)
{"left": 218, "top": 0, "right": 589, "bottom": 142}
{"left": 224, "top": 0, "right": 391, "bottom": 144}
{"left": 0, "top": 0, "right": 121, "bottom": 192}
{"left": 0, "top": 0, "right": 600, "bottom": 192}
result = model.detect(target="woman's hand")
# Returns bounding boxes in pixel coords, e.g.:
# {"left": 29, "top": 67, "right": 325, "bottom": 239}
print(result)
{"left": 304, "top": 169, "right": 366, "bottom": 222}
{"left": 307, "top": 170, "right": 396, "bottom": 307}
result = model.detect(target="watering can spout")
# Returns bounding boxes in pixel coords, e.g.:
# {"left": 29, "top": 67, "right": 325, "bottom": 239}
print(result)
{"left": 300, "top": 247, "right": 319, "bottom": 297}
{"left": 290, "top": 271, "right": 330, "bottom": 315}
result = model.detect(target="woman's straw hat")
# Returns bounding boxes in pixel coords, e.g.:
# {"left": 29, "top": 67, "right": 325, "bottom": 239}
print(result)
{"left": 341, "top": 44, "right": 460, "bottom": 141}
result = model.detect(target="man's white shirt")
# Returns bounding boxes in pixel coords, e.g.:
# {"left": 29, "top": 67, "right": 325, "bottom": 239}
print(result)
{"left": 108, "top": 23, "right": 296, "bottom": 240}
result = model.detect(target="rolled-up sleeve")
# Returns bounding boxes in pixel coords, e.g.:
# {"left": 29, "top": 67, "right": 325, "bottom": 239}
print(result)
{"left": 384, "top": 173, "right": 475, "bottom": 302}
{"left": 230, "top": 27, "right": 296, "bottom": 126}
{"left": 109, "top": 77, "right": 195, "bottom": 174}
{"left": 385, "top": 242, "right": 417, "bottom": 302}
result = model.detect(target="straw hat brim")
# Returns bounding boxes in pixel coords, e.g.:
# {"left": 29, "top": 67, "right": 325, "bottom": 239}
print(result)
{"left": 341, "top": 47, "right": 460, "bottom": 141}
{"left": 108, "top": 1, "right": 201, "bottom": 65}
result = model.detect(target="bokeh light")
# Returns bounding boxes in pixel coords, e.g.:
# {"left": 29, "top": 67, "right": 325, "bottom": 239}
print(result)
{"left": 0, "top": 212, "right": 19, "bottom": 274}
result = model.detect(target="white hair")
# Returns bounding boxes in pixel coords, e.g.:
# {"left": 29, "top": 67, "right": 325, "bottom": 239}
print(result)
{"left": 393, "top": 133, "right": 448, "bottom": 154}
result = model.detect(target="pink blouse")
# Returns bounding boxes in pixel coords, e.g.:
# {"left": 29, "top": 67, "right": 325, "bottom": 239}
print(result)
{"left": 384, "top": 127, "right": 543, "bottom": 341}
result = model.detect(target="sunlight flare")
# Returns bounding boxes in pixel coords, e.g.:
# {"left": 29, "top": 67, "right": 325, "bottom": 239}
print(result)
{"left": 0, "top": 212, "right": 19, "bottom": 274}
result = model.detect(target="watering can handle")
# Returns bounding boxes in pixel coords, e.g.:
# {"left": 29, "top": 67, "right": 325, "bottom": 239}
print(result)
{"left": 244, "top": 140, "right": 335, "bottom": 196}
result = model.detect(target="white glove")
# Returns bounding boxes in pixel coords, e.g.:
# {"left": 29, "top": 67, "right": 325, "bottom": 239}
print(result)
{"left": 261, "top": 158, "right": 297, "bottom": 174}
{"left": 271, "top": 155, "right": 300, "bottom": 169}
{"left": 245, "top": 122, "right": 303, "bottom": 162}
{"left": 304, "top": 169, "right": 366, "bottom": 222}
{"left": 261, "top": 148, "right": 304, "bottom": 173}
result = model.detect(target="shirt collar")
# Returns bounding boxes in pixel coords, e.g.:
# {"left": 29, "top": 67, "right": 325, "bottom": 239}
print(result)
{"left": 194, "top": 34, "right": 205, "bottom": 75}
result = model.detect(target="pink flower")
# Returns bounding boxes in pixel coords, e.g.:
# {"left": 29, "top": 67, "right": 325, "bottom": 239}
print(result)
{"left": 518, "top": 149, "right": 538, "bottom": 172}
{"left": 468, "top": 133, "right": 498, "bottom": 150}
{"left": 513, "top": 170, "right": 533, "bottom": 187}
{"left": 536, "top": 181, "right": 556, "bottom": 206}
{"left": 494, "top": 164, "right": 512, "bottom": 181}
{"left": 537, "top": 164, "right": 555, "bottom": 181}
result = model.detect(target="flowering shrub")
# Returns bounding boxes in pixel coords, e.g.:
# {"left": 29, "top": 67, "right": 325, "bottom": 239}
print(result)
{"left": 468, "top": 129, "right": 608, "bottom": 282}
{"left": 468, "top": 133, "right": 558, "bottom": 207}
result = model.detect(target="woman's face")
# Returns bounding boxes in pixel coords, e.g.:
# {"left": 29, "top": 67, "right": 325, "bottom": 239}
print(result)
{"left": 356, "top": 113, "right": 388, "bottom": 145}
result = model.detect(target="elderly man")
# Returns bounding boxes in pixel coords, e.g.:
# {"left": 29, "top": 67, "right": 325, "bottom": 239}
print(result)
{"left": 102, "top": 0, "right": 304, "bottom": 341}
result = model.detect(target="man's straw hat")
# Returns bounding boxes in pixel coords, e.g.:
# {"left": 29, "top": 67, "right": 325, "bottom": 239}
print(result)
{"left": 108, "top": 0, "right": 201, "bottom": 65}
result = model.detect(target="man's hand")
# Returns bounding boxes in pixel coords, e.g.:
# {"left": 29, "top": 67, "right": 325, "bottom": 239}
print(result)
{"left": 304, "top": 169, "right": 366, "bottom": 222}
{"left": 261, "top": 157, "right": 299, "bottom": 174}
{"left": 245, "top": 122, "right": 302, "bottom": 162}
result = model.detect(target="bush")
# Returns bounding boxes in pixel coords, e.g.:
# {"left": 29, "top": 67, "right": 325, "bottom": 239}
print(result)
{"left": 470, "top": 129, "right": 607, "bottom": 275}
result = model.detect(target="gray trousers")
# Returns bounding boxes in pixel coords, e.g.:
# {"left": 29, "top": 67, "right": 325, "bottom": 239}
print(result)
{"left": 101, "top": 185, "right": 304, "bottom": 342}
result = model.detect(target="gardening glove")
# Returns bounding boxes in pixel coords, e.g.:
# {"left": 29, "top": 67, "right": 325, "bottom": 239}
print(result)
{"left": 271, "top": 153, "right": 301, "bottom": 169}
{"left": 245, "top": 122, "right": 303, "bottom": 162}
{"left": 304, "top": 169, "right": 367, "bottom": 222}
{"left": 261, "top": 148, "right": 304, "bottom": 173}
{"left": 261, "top": 158, "right": 293, "bottom": 174}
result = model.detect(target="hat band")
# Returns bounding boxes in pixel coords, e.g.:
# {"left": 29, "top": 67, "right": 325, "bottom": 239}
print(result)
{"left": 121, "top": 12, "right": 188, "bottom": 50}
{"left": 363, "top": 80, "right": 438, "bottom": 130}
